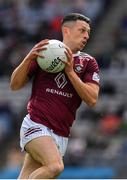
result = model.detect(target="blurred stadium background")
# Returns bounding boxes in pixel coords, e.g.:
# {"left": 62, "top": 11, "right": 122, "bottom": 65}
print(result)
{"left": 0, "top": 0, "right": 127, "bottom": 178}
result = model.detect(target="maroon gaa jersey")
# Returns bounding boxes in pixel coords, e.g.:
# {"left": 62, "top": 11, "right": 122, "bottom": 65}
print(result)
{"left": 27, "top": 51, "right": 100, "bottom": 137}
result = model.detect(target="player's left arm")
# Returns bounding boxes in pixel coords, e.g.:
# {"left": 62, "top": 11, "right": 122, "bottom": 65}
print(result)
{"left": 67, "top": 71, "right": 99, "bottom": 107}
{"left": 64, "top": 47, "right": 100, "bottom": 107}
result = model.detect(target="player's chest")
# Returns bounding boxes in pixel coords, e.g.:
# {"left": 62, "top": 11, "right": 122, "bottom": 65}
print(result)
{"left": 37, "top": 57, "right": 89, "bottom": 85}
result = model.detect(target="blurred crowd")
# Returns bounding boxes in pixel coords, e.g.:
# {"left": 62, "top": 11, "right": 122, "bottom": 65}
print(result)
{"left": 0, "top": 0, "right": 108, "bottom": 77}
{"left": 1, "top": 0, "right": 127, "bottom": 178}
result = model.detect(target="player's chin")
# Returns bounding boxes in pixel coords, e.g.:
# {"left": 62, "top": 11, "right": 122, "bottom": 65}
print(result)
{"left": 79, "top": 44, "right": 86, "bottom": 51}
{"left": 78, "top": 46, "right": 84, "bottom": 51}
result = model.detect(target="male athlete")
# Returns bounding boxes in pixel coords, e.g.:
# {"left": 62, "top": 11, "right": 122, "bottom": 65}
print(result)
{"left": 10, "top": 13, "right": 100, "bottom": 179}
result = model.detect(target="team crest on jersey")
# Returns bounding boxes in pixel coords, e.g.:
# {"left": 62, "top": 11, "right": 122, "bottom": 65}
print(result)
{"left": 74, "top": 64, "right": 83, "bottom": 73}
{"left": 92, "top": 72, "right": 100, "bottom": 83}
{"left": 74, "top": 55, "right": 84, "bottom": 73}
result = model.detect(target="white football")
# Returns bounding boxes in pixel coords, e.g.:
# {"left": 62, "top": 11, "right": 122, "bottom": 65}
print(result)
{"left": 37, "top": 39, "right": 67, "bottom": 73}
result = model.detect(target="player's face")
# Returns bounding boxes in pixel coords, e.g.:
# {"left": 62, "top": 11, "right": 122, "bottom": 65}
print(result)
{"left": 68, "top": 20, "right": 90, "bottom": 51}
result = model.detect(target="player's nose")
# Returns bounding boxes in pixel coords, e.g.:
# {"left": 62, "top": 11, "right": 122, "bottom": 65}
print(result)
{"left": 84, "top": 31, "right": 89, "bottom": 40}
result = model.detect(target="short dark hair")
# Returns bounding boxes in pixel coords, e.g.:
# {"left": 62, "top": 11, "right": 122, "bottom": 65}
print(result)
{"left": 61, "top": 13, "right": 91, "bottom": 25}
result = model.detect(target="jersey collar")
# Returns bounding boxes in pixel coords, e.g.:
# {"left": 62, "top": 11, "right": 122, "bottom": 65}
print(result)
{"left": 73, "top": 51, "right": 80, "bottom": 57}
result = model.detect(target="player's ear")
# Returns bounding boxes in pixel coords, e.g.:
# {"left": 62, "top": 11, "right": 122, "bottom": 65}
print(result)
{"left": 62, "top": 26, "right": 70, "bottom": 36}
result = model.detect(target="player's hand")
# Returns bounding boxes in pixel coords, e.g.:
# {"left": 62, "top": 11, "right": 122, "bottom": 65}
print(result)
{"left": 25, "top": 39, "right": 49, "bottom": 61}
{"left": 63, "top": 46, "right": 74, "bottom": 75}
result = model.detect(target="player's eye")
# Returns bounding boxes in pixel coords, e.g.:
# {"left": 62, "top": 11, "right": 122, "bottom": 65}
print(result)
{"left": 80, "top": 28, "right": 90, "bottom": 35}
{"left": 80, "top": 29, "right": 85, "bottom": 33}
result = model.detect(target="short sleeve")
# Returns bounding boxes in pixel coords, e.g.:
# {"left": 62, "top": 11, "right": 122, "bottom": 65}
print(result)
{"left": 28, "top": 60, "right": 39, "bottom": 79}
{"left": 83, "top": 58, "right": 100, "bottom": 85}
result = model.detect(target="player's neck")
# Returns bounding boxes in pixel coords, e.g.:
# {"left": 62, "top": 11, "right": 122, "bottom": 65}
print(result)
{"left": 63, "top": 40, "right": 78, "bottom": 54}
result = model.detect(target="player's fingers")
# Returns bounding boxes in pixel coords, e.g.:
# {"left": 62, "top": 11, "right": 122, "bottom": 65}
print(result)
{"left": 40, "top": 39, "right": 49, "bottom": 44}
{"left": 34, "top": 52, "right": 45, "bottom": 59}
{"left": 38, "top": 39, "right": 49, "bottom": 46}
{"left": 34, "top": 47, "right": 47, "bottom": 51}
{"left": 64, "top": 51, "right": 72, "bottom": 61}
{"left": 60, "top": 59, "right": 67, "bottom": 64}
{"left": 64, "top": 51, "right": 69, "bottom": 59}
{"left": 41, "top": 39, "right": 49, "bottom": 42}
{"left": 38, "top": 39, "right": 49, "bottom": 44}
{"left": 35, "top": 40, "right": 49, "bottom": 48}
{"left": 35, "top": 42, "right": 48, "bottom": 48}
{"left": 65, "top": 46, "right": 73, "bottom": 56}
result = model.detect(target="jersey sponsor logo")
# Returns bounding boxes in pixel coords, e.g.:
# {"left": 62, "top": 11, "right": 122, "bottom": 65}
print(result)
{"left": 46, "top": 73, "right": 73, "bottom": 98}
{"left": 46, "top": 88, "right": 73, "bottom": 98}
{"left": 55, "top": 73, "right": 67, "bottom": 89}
{"left": 92, "top": 72, "right": 100, "bottom": 83}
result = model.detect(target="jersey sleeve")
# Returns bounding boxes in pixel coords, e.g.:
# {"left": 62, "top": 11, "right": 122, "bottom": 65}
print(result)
{"left": 83, "top": 58, "right": 100, "bottom": 85}
{"left": 28, "top": 60, "right": 39, "bottom": 79}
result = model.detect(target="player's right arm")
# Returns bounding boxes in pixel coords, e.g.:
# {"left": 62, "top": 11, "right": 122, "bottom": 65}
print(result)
{"left": 10, "top": 39, "right": 48, "bottom": 91}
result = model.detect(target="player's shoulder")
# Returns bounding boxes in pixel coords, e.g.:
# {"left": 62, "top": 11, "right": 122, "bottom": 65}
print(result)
{"left": 79, "top": 51, "right": 96, "bottom": 61}
{"left": 80, "top": 52, "right": 99, "bottom": 71}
